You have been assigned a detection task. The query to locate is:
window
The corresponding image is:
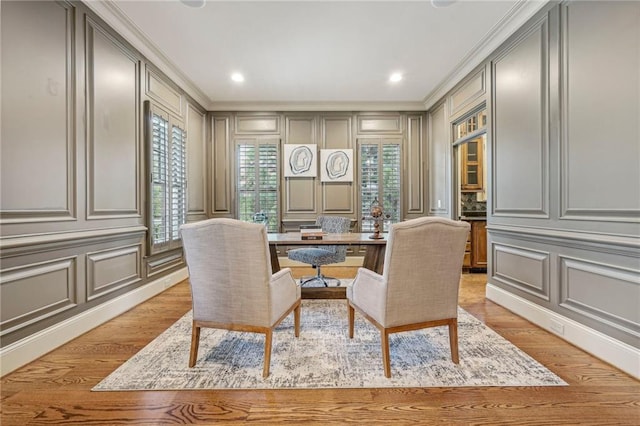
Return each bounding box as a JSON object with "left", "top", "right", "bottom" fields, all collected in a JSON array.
[
  {"left": 149, "top": 104, "right": 186, "bottom": 253},
  {"left": 359, "top": 139, "right": 401, "bottom": 232},
  {"left": 236, "top": 138, "right": 279, "bottom": 232}
]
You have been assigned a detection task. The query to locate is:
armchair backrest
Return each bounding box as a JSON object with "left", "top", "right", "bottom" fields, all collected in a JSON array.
[
  {"left": 180, "top": 218, "right": 272, "bottom": 326},
  {"left": 316, "top": 216, "right": 351, "bottom": 258},
  {"left": 382, "top": 217, "right": 470, "bottom": 326}
]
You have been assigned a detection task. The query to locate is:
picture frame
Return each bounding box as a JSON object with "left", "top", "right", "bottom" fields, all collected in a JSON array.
[
  {"left": 284, "top": 144, "right": 317, "bottom": 177},
  {"left": 320, "top": 149, "right": 353, "bottom": 182}
]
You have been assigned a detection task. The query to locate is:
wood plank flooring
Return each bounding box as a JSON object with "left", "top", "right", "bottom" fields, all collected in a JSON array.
[{"left": 2, "top": 269, "right": 639, "bottom": 425}]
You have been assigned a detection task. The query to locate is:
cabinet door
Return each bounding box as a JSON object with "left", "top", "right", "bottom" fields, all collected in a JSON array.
[
  {"left": 461, "top": 139, "right": 483, "bottom": 191},
  {"left": 471, "top": 221, "right": 487, "bottom": 268}
]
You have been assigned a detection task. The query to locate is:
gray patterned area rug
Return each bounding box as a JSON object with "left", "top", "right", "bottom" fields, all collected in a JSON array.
[{"left": 93, "top": 299, "right": 566, "bottom": 391}]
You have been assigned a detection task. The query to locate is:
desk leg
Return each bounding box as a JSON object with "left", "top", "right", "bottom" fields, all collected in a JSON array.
[
  {"left": 363, "top": 245, "right": 385, "bottom": 274},
  {"left": 269, "top": 245, "right": 281, "bottom": 273}
]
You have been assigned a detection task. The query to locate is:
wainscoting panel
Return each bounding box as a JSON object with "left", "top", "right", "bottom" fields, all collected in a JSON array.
[
  {"left": 186, "top": 103, "right": 207, "bottom": 221},
  {"left": 86, "top": 17, "right": 140, "bottom": 219},
  {"left": 146, "top": 249, "right": 184, "bottom": 279},
  {"left": 285, "top": 115, "right": 316, "bottom": 144},
  {"left": 0, "top": 0, "right": 75, "bottom": 223},
  {"left": 560, "top": 256, "right": 639, "bottom": 339},
  {"left": 212, "top": 116, "right": 231, "bottom": 214},
  {"left": 0, "top": 257, "right": 77, "bottom": 336},
  {"left": 320, "top": 115, "right": 352, "bottom": 149},
  {"left": 284, "top": 116, "right": 317, "bottom": 216},
  {"left": 145, "top": 66, "right": 183, "bottom": 116},
  {"left": 492, "top": 242, "right": 550, "bottom": 300},
  {"left": 492, "top": 15, "right": 549, "bottom": 218},
  {"left": 86, "top": 244, "right": 141, "bottom": 301},
  {"left": 560, "top": 1, "right": 640, "bottom": 222},
  {"left": 427, "top": 102, "right": 450, "bottom": 216}
]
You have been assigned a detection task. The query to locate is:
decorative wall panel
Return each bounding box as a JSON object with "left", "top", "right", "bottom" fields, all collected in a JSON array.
[
  {"left": 357, "top": 114, "right": 402, "bottom": 134},
  {"left": 0, "top": 1, "right": 75, "bottom": 223},
  {"left": 235, "top": 114, "right": 280, "bottom": 135},
  {"left": 427, "top": 102, "right": 450, "bottom": 216},
  {"left": 406, "top": 115, "right": 423, "bottom": 214},
  {"left": 560, "top": 1, "right": 640, "bottom": 222},
  {"left": 186, "top": 103, "right": 207, "bottom": 220},
  {"left": 212, "top": 116, "right": 231, "bottom": 214},
  {"left": 145, "top": 66, "right": 182, "bottom": 116},
  {"left": 86, "top": 18, "right": 140, "bottom": 219},
  {"left": 450, "top": 68, "right": 485, "bottom": 118},
  {"left": 86, "top": 244, "right": 141, "bottom": 301},
  {"left": 0, "top": 257, "right": 77, "bottom": 335},
  {"left": 492, "top": 17, "right": 549, "bottom": 218},
  {"left": 560, "top": 256, "right": 639, "bottom": 337},
  {"left": 492, "top": 242, "right": 549, "bottom": 300},
  {"left": 284, "top": 116, "right": 317, "bottom": 214},
  {"left": 320, "top": 116, "right": 354, "bottom": 214}
]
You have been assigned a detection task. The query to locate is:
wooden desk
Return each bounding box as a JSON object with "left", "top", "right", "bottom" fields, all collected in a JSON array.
[{"left": 268, "top": 233, "right": 387, "bottom": 299}]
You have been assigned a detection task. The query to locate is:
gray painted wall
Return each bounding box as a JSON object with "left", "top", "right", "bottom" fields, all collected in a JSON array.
[{"left": 0, "top": 1, "right": 205, "bottom": 348}]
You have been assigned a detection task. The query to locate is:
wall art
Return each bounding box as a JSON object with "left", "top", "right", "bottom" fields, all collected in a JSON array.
[
  {"left": 321, "top": 149, "right": 353, "bottom": 182},
  {"left": 284, "top": 144, "right": 317, "bottom": 177}
]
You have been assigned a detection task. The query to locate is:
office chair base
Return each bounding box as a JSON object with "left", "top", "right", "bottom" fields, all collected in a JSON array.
[{"left": 299, "top": 275, "right": 341, "bottom": 287}]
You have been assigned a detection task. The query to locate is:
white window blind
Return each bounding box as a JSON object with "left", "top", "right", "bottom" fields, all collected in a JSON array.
[
  {"left": 150, "top": 106, "right": 186, "bottom": 252},
  {"left": 237, "top": 139, "right": 279, "bottom": 232},
  {"left": 360, "top": 140, "right": 401, "bottom": 232}
]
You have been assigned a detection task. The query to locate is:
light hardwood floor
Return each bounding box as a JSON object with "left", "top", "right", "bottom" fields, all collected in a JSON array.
[{"left": 1, "top": 268, "right": 639, "bottom": 425}]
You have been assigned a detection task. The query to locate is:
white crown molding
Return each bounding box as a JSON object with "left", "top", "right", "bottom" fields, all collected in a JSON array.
[
  {"left": 209, "top": 101, "right": 427, "bottom": 112},
  {"left": 423, "top": 0, "right": 550, "bottom": 110},
  {"left": 83, "top": 1, "right": 211, "bottom": 109}
]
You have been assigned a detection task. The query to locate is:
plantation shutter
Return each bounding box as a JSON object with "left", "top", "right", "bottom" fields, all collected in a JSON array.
[
  {"left": 359, "top": 139, "right": 401, "bottom": 232},
  {"left": 237, "top": 139, "right": 279, "bottom": 232}
]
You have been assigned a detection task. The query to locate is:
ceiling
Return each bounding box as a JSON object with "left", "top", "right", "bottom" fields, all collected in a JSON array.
[{"left": 101, "top": 0, "right": 543, "bottom": 111}]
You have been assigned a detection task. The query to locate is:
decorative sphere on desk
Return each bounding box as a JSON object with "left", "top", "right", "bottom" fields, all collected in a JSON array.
[{"left": 371, "top": 204, "right": 383, "bottom": 218}]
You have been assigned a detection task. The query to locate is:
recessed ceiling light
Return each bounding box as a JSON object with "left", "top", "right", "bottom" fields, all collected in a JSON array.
[
  {"left": 231, "top": 73, "right": 245, "bottom": 83},
  {"left": 389, "top": 73, "right": 403, "bottom": 83}
]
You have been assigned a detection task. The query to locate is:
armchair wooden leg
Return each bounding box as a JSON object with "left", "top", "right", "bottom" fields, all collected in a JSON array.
[
  {"left": 449, "top": 318, "right": 459, "bottom": 364},
  {"left": 294, "top": 303, "right": 301, "bottom": 338},
  {"left": 381, "top": 329, "right": 391, "bottom": 378},
  {"left": 263, "top": 330, "right": 273, "bottom": 378},
  {"left": 348, "top": 303, "right": 355, "bottom": 338},
  {"left": 189, "top": 324, "right": 201, "bottom": 368}
]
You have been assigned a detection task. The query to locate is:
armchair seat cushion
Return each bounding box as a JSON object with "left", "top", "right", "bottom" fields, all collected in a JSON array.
[{"left": 287, "top": 247, "right": 342, "bottom": 265}]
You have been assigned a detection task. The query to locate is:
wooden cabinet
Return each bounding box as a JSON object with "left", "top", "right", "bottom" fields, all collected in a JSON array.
[
  {"left": 461, "top": 137, "right": 484, "bottom": 191},
  {"left": 462, "top": 220, "right": 487, "bottom": 270}
]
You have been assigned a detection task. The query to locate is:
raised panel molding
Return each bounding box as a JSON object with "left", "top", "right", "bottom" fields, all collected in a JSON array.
[
  {"left": 235, "top": 114, "right": 280, "bottom": 135},
  {"left": 406, "top": 115, "right": 423, "bottom": 214},
  {"left": 320, "top": 115, "right": 352, "bottom": 149},
  {"left": 146, "top": 250, "right": 184, "bottom": 278},
  {"left": 0, "top": 1, "right": 76, "bottom": 224},
  {"left": 86, "top": 244, "right": 141, "bottom": 301},
  {"left": 492, "top": 242, "right": 550, "bottom": 300},
  {"left": 286, "top": 178, "right": 317, "bottom": 213},
  {"left": 285, "top": 116, "right": 316, "bottom": 145},
  {"left": 559, "top": 256, "right": 639, "bottom": 339},
  {"left": 212, "top": 115, "right": 231, "bottom": 214},
  {"left": 85, "top": 17, "right": 141, "bottom": 219},
  {"left": 145, "top": 66, "right": 183, "bottom": 116},
  {"left": 559, "top": 1, "right": 640, "bottom": 223},
  {"left": 428, "top": 102, "right": 450, "bottom": 216},
  {"left": 322, "top": 184, "right": 354, "bottom": 213},
  {"left": 492, "top": 15, "right": 550, "bottom": 219},
  {"left": 449, "top": 68, "right": 486, "bottom": 118},
  {"left": 0, "top": 257, "right": 77, "bottom": 336},
  {"left": 357, "top": 114, "right": 402, "bottom": 134},
  {"left": 186, "top": 103, "right": 207, "bottom": 220}
]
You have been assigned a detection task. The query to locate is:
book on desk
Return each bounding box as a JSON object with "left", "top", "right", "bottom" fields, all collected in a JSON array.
[{"left": 300, "top": 224, "right": 323, "bottom": 240}]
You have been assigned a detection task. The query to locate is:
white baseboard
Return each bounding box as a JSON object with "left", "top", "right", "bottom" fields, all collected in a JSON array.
[
  {"left": 486, "top": 283, "right": 640, "bottom": 380},
  {"left": 0, "top": 267, "right": 189, "bottom": 377}
]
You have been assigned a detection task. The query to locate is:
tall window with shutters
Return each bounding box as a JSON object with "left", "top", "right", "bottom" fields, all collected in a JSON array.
[
  {"left": 149, "top": 105, "right": 186, "bottom": 253},
  {"left": 359, "top": 140, "right": 401, "bottom": 232},
  {"left": 236, "top": 139, "right": 280, "bottom": 232}
]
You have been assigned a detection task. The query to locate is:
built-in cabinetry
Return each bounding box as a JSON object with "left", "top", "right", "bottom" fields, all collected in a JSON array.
[
  {"left": 462, "top": 219, "right": 487, "bottom": 270},
  {"left": 460, "top": 139, "right": 483, "bottom": 191}
]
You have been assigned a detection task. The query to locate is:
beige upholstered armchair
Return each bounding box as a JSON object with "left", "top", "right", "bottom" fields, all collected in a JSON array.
[
  {"left": 347, "top": 217, "right": 470, "bottom": 378},
  {"left": 180, "top": 218, "right": 302, "bottom": 378}
]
